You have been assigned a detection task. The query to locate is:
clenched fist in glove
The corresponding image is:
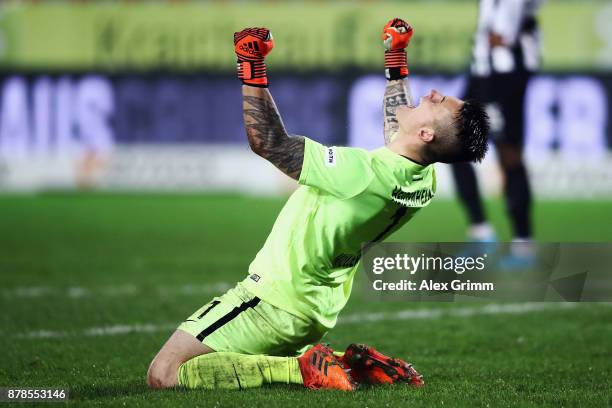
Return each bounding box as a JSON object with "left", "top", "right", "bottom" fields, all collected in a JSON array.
[
  {"left": 234, "top": 27, "right": 275, "bottom": 87},
  {"left": 382, "top": 18, "right": 414, "bottom": 80}
]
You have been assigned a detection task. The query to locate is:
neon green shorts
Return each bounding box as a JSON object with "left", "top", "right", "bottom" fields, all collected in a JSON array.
[{"left": 178, "top": 283, "right": 326, "bottom": 356}]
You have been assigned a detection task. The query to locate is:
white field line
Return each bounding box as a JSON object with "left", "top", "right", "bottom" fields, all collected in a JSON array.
[
  {"left": 338, "top": 302, "right": 577, "bottom": 324},
  {"left": 1, "top": 282, "right": 233, "bottom": 299},
  {"left": 12, "top": 302, "right": 578, "bottom": 340}
]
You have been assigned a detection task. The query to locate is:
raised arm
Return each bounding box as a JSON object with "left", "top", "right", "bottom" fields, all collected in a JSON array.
[
  {"left": 381, "top": 18, "right": 414, "bottom": 145},
  {"left": 233, "top": 27, "right": 304, "bottom": 180},
  {"left": 383, "top": 79, "right": 413, "bottom": 145},
  {"left": 242, "top": 86, "right": 304, "bottom": 180}
]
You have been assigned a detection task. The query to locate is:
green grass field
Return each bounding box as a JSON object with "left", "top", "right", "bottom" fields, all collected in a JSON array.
[{"left": 1, "top": 193, "right": 611, "bottom": 407}]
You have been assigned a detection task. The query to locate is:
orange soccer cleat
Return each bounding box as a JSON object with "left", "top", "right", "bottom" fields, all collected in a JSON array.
[
  {"left": 297, "top": 344, "right": 357, "bottom": 391},
  {"left": 339, "top": 343, "right": 424, "bottom": 386}
]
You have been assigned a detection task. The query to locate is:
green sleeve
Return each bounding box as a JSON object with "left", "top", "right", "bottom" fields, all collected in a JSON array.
[{"left": 298, "top": 137, "right": 373, "bottom": 199}]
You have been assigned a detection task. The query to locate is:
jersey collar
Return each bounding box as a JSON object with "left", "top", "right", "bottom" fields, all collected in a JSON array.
[{"left": 376, "top": 146, "right": 430, "bottom": 171}]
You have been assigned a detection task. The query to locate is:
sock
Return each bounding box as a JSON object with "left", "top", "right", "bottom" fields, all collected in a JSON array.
[
  {"left": 504, "top": 165, "right": 532, "bottom": 238},
  {"left": 451, "top": 162, "right": 487, "bottom": 225},
  {"left": 178, "top": 352, "right": 303, "bottom": 390}
]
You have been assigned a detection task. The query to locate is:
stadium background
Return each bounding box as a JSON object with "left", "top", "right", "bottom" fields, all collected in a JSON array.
[
  {"left": 0, "top": 0, "right": 611, "bottom": 197},
  {"left": 1, "top": 0, "right": 611, "bottom": 406}
]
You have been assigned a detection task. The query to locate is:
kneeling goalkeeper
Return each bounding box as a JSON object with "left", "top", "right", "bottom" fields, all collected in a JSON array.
[{"left": 148, "top": 18, "right": 489, "bottom": 391}]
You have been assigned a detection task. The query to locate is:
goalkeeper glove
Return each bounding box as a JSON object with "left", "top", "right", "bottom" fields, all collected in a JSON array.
[
  {"left": 233, "top": 27, "right": 274, "bottom": 88},
  {"left": 382, "top": 18, "right": 414, "bottom": 80}
]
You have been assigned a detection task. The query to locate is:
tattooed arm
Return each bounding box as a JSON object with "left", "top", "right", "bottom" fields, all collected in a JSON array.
[
  {"left": 383, "top": 79, "right": 413, "bottom": 145},
  {"left": 242, "top": 85, "right": 305, "bottom": 180}
]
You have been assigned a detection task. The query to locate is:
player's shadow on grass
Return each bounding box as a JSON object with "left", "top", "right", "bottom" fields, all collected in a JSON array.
[{"left": 71, "top": 381, "right": 150, "bottom": 400}]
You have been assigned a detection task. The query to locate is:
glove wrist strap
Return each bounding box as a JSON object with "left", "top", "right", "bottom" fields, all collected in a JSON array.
[
  {"left": 237, "top": 59, "right": 269, "bottom": 88},
  {"left": 384, "top": 50, "right": 409, "bottom": 80}
]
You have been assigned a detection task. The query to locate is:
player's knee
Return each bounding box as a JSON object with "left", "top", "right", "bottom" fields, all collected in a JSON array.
[{"left": 147, "top": 359, "right": 178, "bottom": 390}]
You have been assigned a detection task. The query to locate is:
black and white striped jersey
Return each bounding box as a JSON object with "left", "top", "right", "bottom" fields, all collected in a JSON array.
[{"left": 471, "top": 0, "right": 544, "bottom": 76}]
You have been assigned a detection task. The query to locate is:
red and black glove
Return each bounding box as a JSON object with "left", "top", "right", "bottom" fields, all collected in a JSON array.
[
  {"left": 233, "top": 27, "right": 274, "bottom": 88},
  {"left": 382, "top": 18, "right": 414, "bottom": 80}
]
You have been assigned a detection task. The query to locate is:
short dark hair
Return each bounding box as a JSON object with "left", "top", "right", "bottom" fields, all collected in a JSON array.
[
  {"left": 428, "top": 99, "right": 490, "bottom": 164},
  {"left": 453, "top": 99, "right": 490, "bottom": 163}
]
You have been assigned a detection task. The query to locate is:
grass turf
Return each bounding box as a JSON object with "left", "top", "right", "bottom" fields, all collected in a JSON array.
[{"left": 0, "top": 193, "right": 611, "bottom": 407}]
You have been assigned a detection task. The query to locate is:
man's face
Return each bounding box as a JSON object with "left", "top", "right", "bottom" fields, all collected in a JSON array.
[{"left": 396, "top": 89, "right": 463, "bottom": 134}]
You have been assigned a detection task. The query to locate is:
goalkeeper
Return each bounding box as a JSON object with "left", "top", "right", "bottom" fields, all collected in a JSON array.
[{"left": 147, "top": 18, "right": 489, "bottom": 391}]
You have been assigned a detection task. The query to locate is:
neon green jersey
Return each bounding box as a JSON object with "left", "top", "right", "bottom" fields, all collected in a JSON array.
[{"left": 242, "top": 137, "right": 436, "bottom": 329}]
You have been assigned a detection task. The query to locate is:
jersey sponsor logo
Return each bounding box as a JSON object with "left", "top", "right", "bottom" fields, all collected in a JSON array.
[
  {"left": 332, "top": 253, "right": 361, "bottom": 268},
  {"left": 391, "top": 186, "right": 434, "bottom": 207},
  {"left": 326, "top": 147, "right": 337, "bottom": 167}
]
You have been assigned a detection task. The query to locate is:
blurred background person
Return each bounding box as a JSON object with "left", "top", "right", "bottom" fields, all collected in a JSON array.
[{"left": 451, "top": 0, "right": 544, "bottom": 267}]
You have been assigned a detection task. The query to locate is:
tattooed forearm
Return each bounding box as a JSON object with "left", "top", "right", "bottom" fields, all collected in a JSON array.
[
  {"left": 383, "top": 79, "right": 413, "bottom": 145},
  {"left": 242, "top": 91, "right": 305, "bottom": 180}
]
